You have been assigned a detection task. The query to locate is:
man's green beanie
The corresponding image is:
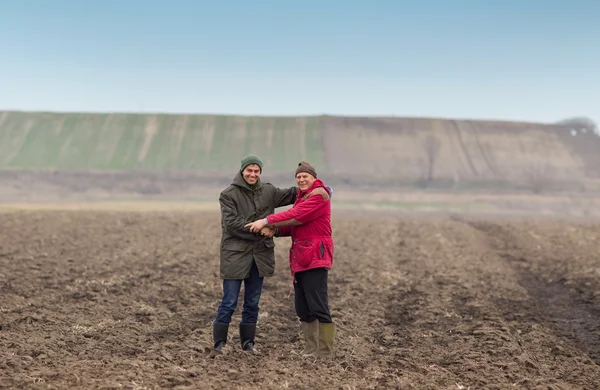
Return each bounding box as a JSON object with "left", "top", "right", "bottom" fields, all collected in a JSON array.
[{"left": 240, "top": 154, "right": 264, "bottom": 172}]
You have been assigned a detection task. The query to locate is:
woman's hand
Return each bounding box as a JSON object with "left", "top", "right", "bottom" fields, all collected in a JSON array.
[{"left": 260, "top": 227, "right": 276, "bottom": 237}]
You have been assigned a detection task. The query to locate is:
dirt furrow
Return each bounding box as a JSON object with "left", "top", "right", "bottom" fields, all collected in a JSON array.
[
  {"left": 385, "top": 218, "right": 600, "bottom": 388},
  {"left": 470, "top": 222, "right": 600, "bottom": 368},
  {"left": 383, "top": 220, "right": 535, "bottom": 388}
]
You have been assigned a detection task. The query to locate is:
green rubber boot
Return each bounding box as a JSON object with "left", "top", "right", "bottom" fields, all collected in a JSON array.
[
  {"left": 300, "top": 320, "right": 319, "bottom": 356},
  {"left": 316, "top": 322, "right": 335, "bottom": 357}
]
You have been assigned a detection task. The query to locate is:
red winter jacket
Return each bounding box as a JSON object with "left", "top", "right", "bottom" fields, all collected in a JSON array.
[{"left": 266, "top": 179, "right": 333, "bottom": 276}]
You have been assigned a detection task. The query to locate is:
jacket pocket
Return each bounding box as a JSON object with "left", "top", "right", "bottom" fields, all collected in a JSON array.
[
  {"left": 292, "top": 240, "right": 318, "bottom": 268},
  {"left": 255, "top": 238, "right": 275, "bottom": 252},
  {"left": 222, "top": 240, "right": 248, "bottom": 252}
]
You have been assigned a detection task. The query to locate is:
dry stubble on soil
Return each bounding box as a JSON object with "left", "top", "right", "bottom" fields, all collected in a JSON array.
[{"left": 1, "top": 210, "right": 600, "bottom": 389}]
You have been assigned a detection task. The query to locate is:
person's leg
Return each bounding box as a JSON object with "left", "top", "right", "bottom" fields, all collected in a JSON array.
[
  {"left": 213, "top": 278, "right": 242, "bottom": 352},
  {"left": 302, "top": 268, "right": 332, "bottom": 323},
  {"left": 241, "top": 261, "right": 264, "bottom": 323},
  {"left": 240, "top": 261, "right": 264, "bottom": 351},
  {"left": 302, "top": 268, "right": 334, "bottom": 357},
  {"left": 294, "top": 271, "right": 319, "bottom": 356},
  {"left": 294, "top": 271, "right": 316, "bottom": 322}
]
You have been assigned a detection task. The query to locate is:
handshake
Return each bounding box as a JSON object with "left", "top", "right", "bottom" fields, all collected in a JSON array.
[
  {"left": 259, "top": 227, "right": 277, "bottom": 238},
  {"left": 244, "top": 218, "right": 276, "bottom": 238}
]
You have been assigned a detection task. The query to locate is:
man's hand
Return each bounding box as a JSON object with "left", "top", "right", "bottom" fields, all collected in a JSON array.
[
  {"left": 245, "top": 218, "right": 268, "bottom": 233},
  {"left": 260, "top": 227, "right": 276, "bottom": 237}
]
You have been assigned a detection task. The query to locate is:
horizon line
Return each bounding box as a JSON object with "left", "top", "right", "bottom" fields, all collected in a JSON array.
[{"left": 0, "top": 108, "right": 575, "bottom": 126}]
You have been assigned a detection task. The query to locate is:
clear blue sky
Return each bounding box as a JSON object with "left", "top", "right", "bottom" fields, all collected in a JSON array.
[{"left": 1, "top": 0, "right": 598, "bottom": 124}]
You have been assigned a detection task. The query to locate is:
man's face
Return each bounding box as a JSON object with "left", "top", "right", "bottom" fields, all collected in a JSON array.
[
  {"left": 295, "top": 172, "right": 315, "bottom": 191},
  {"left": 242, "top": 164, "right": 261, "bottom": 185}
]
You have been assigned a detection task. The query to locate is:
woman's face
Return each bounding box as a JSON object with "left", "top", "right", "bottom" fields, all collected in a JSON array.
[{"left": 295, "top": 172, "right": 315, "bottom": 191}]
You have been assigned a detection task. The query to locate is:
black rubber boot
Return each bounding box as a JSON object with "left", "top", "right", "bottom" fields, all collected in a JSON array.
[
  {"left": 239, "top": 322, "right": 257, "bottom": 353},
  {"left": 213, "top": 322, "right": 229, "bottom": 353}
]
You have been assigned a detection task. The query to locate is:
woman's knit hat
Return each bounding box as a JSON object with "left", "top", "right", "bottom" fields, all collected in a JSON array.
[{"left": 295, "top": 161, "right": 317, "bottom": 178}]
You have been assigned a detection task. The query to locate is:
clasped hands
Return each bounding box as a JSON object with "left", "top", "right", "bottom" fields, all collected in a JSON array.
[{"left": 245, "top": 218, "right": 274, "bottom": 237}]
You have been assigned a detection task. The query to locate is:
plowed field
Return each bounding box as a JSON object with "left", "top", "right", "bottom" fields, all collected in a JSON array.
[{"left": 2, "top": 211, "right": 600, "bottom": 389}]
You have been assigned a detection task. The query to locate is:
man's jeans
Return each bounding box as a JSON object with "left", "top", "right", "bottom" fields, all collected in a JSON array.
[{"left": 215, "top": 260, "right": 264, "bottom": 324}]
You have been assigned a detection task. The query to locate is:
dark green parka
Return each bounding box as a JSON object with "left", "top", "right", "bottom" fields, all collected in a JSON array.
[{"left": 219, "top": 171, "right": 297, "bottom": 279}]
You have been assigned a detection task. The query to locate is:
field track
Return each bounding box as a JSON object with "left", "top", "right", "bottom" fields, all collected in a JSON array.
[{"left": 2, "top": 210, "right": 600, "bottom": 389}]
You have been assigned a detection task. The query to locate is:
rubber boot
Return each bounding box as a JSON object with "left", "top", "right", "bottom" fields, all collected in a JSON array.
[
  {"left": 300, "top": 320, "right": 319, "bottom": 356},
  {"left": 316, "top": 322, "right": 335, "bottom": 357},
  {"left": 239, "top": 322, "right": 257, "bottom": 353},
  {"left": 213, "top": 322, "right": 229, "bottom": 353}
]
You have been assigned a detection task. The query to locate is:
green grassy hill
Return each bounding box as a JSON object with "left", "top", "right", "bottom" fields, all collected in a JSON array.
[
  {"left": 1, "top": 110, "right": 599, "bottom": 190},
  {"left": 0, "top": 111, "right": 324, "bottom": 171}
]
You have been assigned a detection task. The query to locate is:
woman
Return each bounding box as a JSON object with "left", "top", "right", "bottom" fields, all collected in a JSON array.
[{"left": 245, "top": 161, "right": 335, "bottom": 357}]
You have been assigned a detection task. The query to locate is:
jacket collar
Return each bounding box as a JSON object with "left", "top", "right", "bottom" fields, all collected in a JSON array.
[{"left": 297, "top": 178, "right": 325, "bottom": 198}]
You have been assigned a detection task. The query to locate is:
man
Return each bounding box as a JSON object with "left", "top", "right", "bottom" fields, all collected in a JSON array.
[{"left": 212, "top": 154, "right": 297, "bottom": 354}]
